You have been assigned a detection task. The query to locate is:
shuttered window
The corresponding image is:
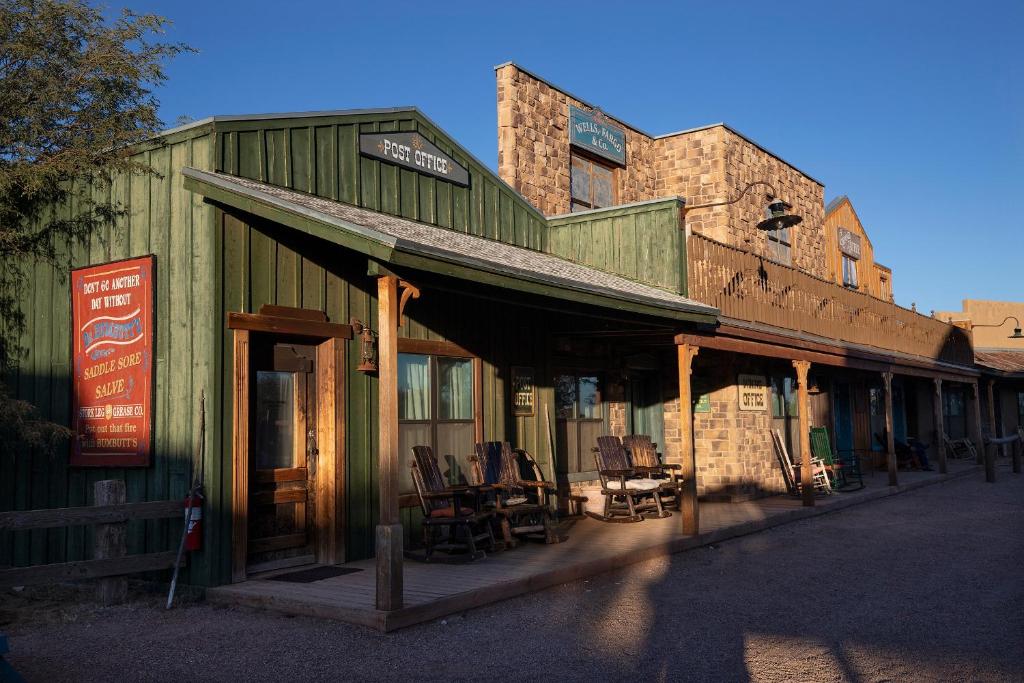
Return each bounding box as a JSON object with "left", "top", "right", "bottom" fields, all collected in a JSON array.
[{"left": 570, "top": 154, "right": 615, "bottom": 212}]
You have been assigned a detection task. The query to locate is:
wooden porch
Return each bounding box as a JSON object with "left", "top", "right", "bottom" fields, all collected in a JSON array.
[{"left": 207, "top": 460, "right": 979, "bottom": 632}]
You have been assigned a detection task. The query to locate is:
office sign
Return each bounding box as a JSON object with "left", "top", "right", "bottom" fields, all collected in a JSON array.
[
  {"left": 738, "top": 374, "right": 767, "bottom": 412},
  {"left": 838, "top": 228, "right": 862, "bottom": 259},
  {"left": 511, "top": 366, "right": 535, "bottom": 417},
  {"left": 569, "top": 105, "right": 626, "bottom": 165},
  {"left": 71, "top": 255, "right": 155, "bottom": 467},
  {"left": 360, "top": 132, "right": 470, "bottom": 187}
]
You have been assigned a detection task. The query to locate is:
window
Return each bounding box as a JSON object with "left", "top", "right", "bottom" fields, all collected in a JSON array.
[
  {"left": 879, "top": 275, "right": 891, "bottom": 301},
  {"left": 842, "top": 254, "right": 859, "bottom": 288},
  {"left": 769, "top": 374, "right": 800, "bottom": 459},
  {"left": 398, "top": 353, "right": 475, "bottom": 493},
  {"left": 554, "top": 374, "right": 605, "bottom": 476},
  {"left": 570, "top": 154, "right": 614, "bottom": 212},
  {"left": 766, "top": 227, "right": 792, "bottom": 266},
  {"left": 1018, "top": 392, "right": 1024, "bottom": 422}
]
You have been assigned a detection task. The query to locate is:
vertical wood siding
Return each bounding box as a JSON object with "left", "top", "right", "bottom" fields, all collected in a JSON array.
[{"left": 0, "top": 129, "right": 218, "bottom": 584}]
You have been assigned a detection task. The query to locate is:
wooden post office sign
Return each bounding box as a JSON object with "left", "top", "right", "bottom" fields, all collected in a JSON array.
[
  {"left": 360, "top": 132, "right": 470, "bottom": 187},
  {"left": 737, "top": 374, "right": 767, "bottom": 412},
  {"left": 70, "top": 255, "right": 156, "bottom": 467},
  {"left": 511, "top": 366, "right": 535, "bottom": 417}
]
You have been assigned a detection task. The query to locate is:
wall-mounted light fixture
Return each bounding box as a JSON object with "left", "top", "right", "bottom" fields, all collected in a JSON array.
[
  {"left": 350, "top": 318, "right": 378, "bottom": 373},
  {"left": 971, "top": 316, "right": 1024, "bottom": 339},
  {"left": 682, "top": 181, "right": 803, "bottom": 232}
]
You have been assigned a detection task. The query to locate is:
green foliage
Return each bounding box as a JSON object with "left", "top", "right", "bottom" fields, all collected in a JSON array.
[{"left": 0, "top": 0, "right": 191, "bottom": 442}]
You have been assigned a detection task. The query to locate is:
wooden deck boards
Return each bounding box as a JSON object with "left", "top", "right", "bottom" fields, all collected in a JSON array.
[{"left": 207, "top": 462, "right": 980, "bottom": 631}]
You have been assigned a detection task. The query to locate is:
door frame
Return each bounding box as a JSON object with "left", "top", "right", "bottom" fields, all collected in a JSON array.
[{"left": 229, "top": 305, "right": 352, "bottom": 582}]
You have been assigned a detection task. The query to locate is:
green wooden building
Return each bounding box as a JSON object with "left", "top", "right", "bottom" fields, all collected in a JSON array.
[{"left": 1, "top": 108, "right": 718, "bottom": 595}]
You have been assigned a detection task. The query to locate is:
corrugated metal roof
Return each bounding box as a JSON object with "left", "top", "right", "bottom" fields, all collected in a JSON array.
[
  {"left": 975, "top": 349, "right": 1024, "bottom": 375},
  {"left": 182, "top": 168, "right": 719, "bottom": 322}
]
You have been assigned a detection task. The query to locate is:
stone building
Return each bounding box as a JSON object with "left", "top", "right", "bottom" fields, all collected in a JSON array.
[{"left": 495, "top": 62, "right": 980, "bottom": 501}]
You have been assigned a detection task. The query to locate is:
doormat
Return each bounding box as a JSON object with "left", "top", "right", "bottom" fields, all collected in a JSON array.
[{"left": 268, "top": 566, "right": 363, "bottom": 583}]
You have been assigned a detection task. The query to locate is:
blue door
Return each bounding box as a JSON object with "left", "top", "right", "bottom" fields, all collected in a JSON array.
[{"left": 833, "top": 381, "right": 855, "bottom": 456}]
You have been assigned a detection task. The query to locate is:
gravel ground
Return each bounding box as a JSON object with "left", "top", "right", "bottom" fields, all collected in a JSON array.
[{"left": 3, "top": 473, "right": 1022, "bottom": 682}]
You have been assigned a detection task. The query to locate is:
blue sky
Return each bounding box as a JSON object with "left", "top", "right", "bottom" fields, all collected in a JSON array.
[{"left": 131, "top": 0, "right": 1022, "bottom": 314}]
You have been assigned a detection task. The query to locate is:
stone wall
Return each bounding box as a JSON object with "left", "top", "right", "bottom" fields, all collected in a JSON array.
[
  {"left": 496, "top": 64, "right": 657, "bottom": 217},
  {"left": 495, "top": 63, "right": 828, "bottom": 279}
]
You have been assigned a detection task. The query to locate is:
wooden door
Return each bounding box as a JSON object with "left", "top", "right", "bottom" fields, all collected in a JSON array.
[{"left": 248, "top": 341, "right": 318, "bottom": 572}]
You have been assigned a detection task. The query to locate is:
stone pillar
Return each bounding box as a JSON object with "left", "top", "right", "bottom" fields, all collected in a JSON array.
[
  {"left": 882, "top": 371, "right": 898, "bottom": 487},
  {"left": 793, "top": 360, "right": 814, "bottom": 507},
  {"left": 376, "top": 275, "right": 403, "bottom": 611},
  {"left": 932, "top": 378, "right": 947, "bottom": 474},
  {"left": 677, "top": 343, "right": 699, "bottom": 535}
]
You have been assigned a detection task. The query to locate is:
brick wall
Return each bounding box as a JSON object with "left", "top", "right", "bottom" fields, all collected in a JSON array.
[
  {"left": 496, "top": 63, "right": 827, "bottom": 279},
  {"left": 496, "top": 63, "right": 657, "bottom": 217}
]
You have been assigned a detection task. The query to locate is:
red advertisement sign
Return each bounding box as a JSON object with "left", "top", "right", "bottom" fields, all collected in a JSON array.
[{"left": 70, "top": 255, "right": 155, "bottom": 467}]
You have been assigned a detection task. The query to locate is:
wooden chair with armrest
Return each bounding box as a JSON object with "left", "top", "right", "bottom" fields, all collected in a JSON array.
[
  {"left": 587, "top": 435, "right": 668, "bottom": 523},
  {"left": 622, "top": 434, "right": 682, "bottom": 510},
  {"left": 409, "top": 445, "right": 497, "bottom": 562},
  {"left": 469, "top": 441, "right": 561, "bottom": 547}
]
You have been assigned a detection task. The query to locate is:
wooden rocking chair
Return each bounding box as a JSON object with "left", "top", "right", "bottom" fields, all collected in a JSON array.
[
  {"left": 409, "top": 445, "right": 497, "bottom": 562},
  {"left": 469, "top": 441, "right": 561, "bottom": 547},
  {"left": 771, "top": 429, "right": 831, "bottom": 496},
  {"left": 587, "top": 436, "right": 668, "bottom": 523},
  {"left": 944, "top": 433, "right": 977, "bottom": 461},
  {"left": 809, "top": 426, "right": 863, "bottom": 491},
  {"left": 622, "top": 434, "right": 683, "bottom": 510}
]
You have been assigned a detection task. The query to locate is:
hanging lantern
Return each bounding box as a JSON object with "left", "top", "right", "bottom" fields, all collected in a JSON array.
[
  {"left": 756, "top": 197, "right": 803, "bottom": 232},
  {"left": 350, "top": 318, "right": 378, "bottom": 373}
]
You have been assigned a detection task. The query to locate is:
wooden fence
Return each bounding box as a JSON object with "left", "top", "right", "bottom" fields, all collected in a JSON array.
[
  {"left": 687, "top": 234, "right": 974, "bottom": 365},
  {"left": 0, "top": 480, "right": 184, "bottom": 601}
]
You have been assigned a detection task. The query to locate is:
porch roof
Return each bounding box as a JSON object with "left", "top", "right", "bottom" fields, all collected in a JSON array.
[
  {"left": 182, "top": 168, "right": 719, "bottom": 324},
  {"left": 975, "top": 349, "right": 1024, "bottom": 378}
]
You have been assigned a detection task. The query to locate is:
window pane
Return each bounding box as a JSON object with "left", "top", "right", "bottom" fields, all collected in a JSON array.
[
  {"left": 398, "top": 353, "right": 430, "bottom": 420},
  {"left": 578, "top": 376, "right": 601, "bottom": 419},
  {"left": 254, "top": 371, "right": 295, "bottom": 470},
  {"left": 438, "top": 422, "right": 475, "bottom": 485},
  {"left": 399, "top": 422, "right": 433, "bottom": 494},
  {"left": 784, "top": 377, "right": 799, "bottom": 416},
  {"left": 870, "top": 388, "right": 884, "bottom": 416},
  {"left": 555, "top": 375, "right": 577, "bottom": 419},
  {"left": 592, "top": 164, "right": 613, "bottom": 208},
  {"left": 438, "top": 357, "right": 473, "bottom": 420},
  {"left": 770, "top": 376, "right": 785, "bottom": 418},
  {"left": 570, "top": 157, "right": 591, "bottom": 205}
]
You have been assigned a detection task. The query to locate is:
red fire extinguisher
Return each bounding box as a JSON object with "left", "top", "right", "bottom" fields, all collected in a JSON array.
[{"left": 183, "top": 491, "right": 204, "bottom": 552}]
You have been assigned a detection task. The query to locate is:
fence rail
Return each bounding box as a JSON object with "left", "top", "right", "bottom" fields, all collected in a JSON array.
[
  {"left": 0, "top": 483, "right": 185, "bottom": 595},
  {"left": 686, "top": 234, "right": 974, "bottom": 366}
]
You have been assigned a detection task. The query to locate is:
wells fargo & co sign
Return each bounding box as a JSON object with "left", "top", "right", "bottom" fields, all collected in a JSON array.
[
  {"left": 569, "top": 105, "right": 626, "bottom": 166},
  {"left": 70, "top": 255, "right": 155, "bottom": 467}
]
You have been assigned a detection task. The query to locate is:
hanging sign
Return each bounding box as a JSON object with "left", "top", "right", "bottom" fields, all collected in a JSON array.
[
  {"left": 737, "top": 374, "right": 767, "bottom": 412},
  {"left": 360, "top": 132, "right": 470, "bottom": 187},
  {"left": 838, "top": 228, "right": 862, "bottom": 259},
  {"left": 511, "top": 366, "right": 535, "bottom": 417},
  {"left": 70, "top": 255, "right": 155, "bottom": 467},
  {"left": 694, "top": 391, "right": 711, "bottom": 414},
  {"left": 569, "top": 105, "right": 626, "bottom": 166}
]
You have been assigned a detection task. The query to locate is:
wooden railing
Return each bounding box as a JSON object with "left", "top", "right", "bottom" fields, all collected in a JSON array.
[{"left": 686, "top": 234, "right": 973, "bottom": 366}]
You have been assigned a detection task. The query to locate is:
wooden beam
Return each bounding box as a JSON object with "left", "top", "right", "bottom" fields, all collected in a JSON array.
[
  {"left": 985, "top": 379, "right": 998, "bottom": 483},
  {"left": 793, "top": 361, "right": 814, "bottom": 507},
  {"left": 397, "top": 338, "right": 476, "bottom": 358},
  {"left": 933, "top": 378, "right": 947, "bottom": 474},
  {"left": 0, "top": 552, "right": 182, "bottom": 588},
  {"left": 0, "top": 500, "right": 183, "bottom": 531},
  {"left": 376, "top": 275, "right": 403, "bottom": 611},
  {"left": 231, "top": 329, "right": 250, "bottom": 583},
  {"left": 94, "top": 480, "right": 127, "bottom": 605},
  {"left": 968, "top": 382, "right": 985, "bottom": 465},
  {"left": 882, "top": 371, "right": 898, "bottom": 487},
  {"left": 316, "top": 338, "right": 339, "bottom": 564},
  {"left": 677, "top": 343, "right": 699, "bottom": 534},
  {"left": 227, "top": 311, "right": 353, "bottom": 339}
]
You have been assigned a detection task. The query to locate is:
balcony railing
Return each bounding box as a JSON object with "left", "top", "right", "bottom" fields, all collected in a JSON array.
[{"left": 687, "top": 234, "right": 973, "bottom": 367}]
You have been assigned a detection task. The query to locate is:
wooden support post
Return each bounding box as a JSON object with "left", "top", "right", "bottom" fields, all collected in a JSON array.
[
  {"left": 376, "top": 275, "right": 403, "bottom": 611},
  {"left": 985, "top": 379, "right": 997, "bottom": 483},
  {"left": 932, "top": 378, "right": 947, "bottom": 474},
  {"left": 968, "top": 382, "right": 985, "bottom": 465},
  {"left": 676, "top": 343, "right": 699, "bottom": 535},
  {"left": 793, "top": 360, "right": 814, "bottom": 507},
  {"left": 94, "top": 480, "right": 127, "bottom": 605},
  {"left": 882, "top": 371, "right": 898, "bottom": 487}
]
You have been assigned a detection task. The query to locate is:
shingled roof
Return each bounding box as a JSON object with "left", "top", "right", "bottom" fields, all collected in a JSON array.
[{"left": 182, "top": 168, "right": 719, "bottom": 324}]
